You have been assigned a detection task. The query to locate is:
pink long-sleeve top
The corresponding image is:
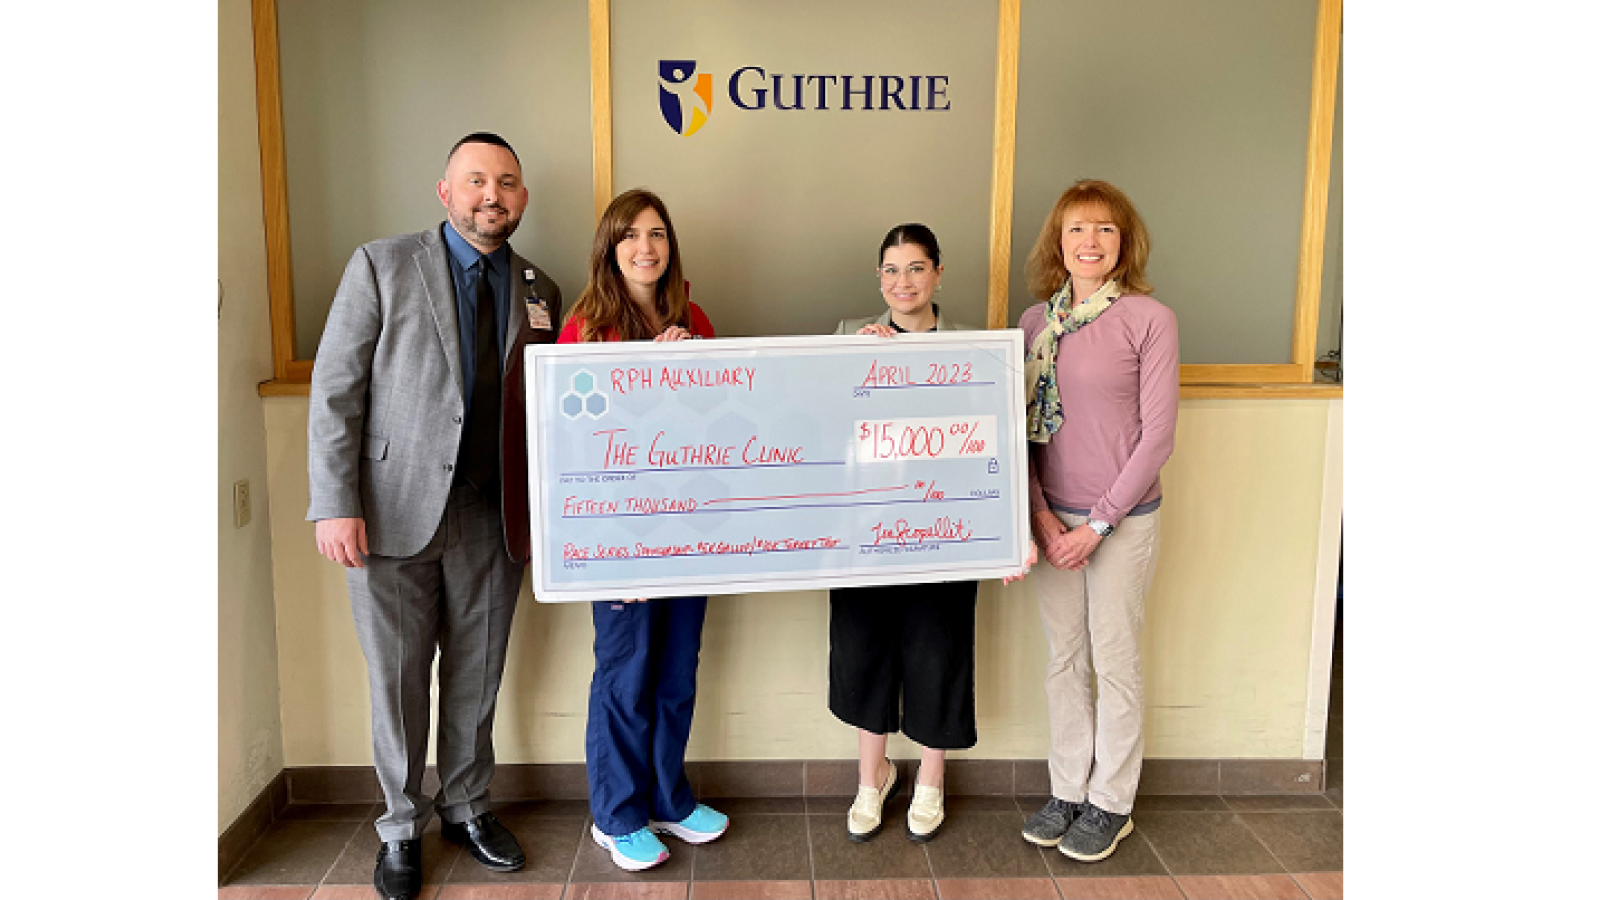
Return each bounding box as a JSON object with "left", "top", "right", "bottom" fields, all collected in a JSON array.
[{"left": 1019, "top": 294, "right": 1180, "bottom": 526}]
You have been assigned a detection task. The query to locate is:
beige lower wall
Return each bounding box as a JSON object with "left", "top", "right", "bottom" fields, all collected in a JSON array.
[
  {"left": 219, "top": 0, "right": 286, "bottom": 834},
  {"left": 263, "top": 396, "right": 1339, "bottom": 767}
]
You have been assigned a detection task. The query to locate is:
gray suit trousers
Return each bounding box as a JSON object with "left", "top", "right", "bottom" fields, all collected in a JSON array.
[{"left": 346, "top": 484, "right": 522, "bottom": 841}]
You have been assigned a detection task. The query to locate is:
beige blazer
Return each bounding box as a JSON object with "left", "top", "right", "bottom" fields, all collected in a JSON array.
[{"left": 833, "top": 306, "right": 977, "bottom": 334}]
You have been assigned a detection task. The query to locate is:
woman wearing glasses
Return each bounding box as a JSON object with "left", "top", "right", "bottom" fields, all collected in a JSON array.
[{"left": 827, "top": 224, "right": 976, "bottom": 844}]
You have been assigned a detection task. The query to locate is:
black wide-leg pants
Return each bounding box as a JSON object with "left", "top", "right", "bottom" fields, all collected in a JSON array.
[{"left": 827, "top": 580, "right": 978, "bottom": 750}]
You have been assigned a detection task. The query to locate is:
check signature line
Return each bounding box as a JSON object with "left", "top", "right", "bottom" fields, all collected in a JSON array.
[{"left": 858, "top": 536, "right": 1002, "bottom": 548}]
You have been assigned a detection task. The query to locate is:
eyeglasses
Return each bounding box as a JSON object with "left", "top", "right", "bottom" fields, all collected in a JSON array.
[{"left": 878, "top": 263, "right": 932, "bottom": 283}]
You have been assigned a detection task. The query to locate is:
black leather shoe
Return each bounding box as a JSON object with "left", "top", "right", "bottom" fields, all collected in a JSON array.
[
  {"left": 441, "top": 811, "right": 526, "bottom": 872},
  {"left": 373, "top": 839, "right": 422, "bottom": 900}
]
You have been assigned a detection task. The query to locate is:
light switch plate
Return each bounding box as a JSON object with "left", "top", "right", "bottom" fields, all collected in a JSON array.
[{"left": 234, "top": 479, "right": 251, "bottom": 528}]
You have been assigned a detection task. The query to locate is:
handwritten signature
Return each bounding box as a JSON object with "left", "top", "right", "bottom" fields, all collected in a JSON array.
[{"left": 869, "top": 517, "right": 972, "bottom": 546}]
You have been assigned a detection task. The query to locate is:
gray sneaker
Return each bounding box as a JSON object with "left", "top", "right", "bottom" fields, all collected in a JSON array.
[
  {"left": 1021, "top": 797, "right": 1082, "bottom": 847},
  {"left": 1058, "top": 802, "right": 1133, "bottom": 862}
]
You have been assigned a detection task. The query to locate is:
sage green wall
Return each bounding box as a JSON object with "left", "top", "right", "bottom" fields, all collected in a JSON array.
[
  {"left": 276, "top": 0, "right": 1335, "bottom": 358},
  {"left": 1008, "top": 0, "right": 1321, "bottom": 366},
  {"left": 609, "top": 0, "right": 996, "bottom": 336},
  {"left": 278, "top": 0, "right": 594, "bottom": 358},
  {"left": 219, "top": 0, "right": 285, "bottom": 835}
]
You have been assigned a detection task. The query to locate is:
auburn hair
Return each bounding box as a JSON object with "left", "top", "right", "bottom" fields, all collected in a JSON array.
[
  {"left": 569, "top": 188, "right": 690, "bottom": 342},
  {"left": 1025, "top": 179, "right": 1153, "bottom": 299}
]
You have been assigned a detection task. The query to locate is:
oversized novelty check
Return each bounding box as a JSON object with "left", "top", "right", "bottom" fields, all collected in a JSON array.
[{"left": 524, "top": 331, "right": 1027, "bottom": 602}]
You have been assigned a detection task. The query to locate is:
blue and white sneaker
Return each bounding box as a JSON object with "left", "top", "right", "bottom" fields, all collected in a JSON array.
[
  {"left": 590, "top": 824, "right": 670, "bottom": 871},
  {"left": 649, "top": 803, "right": 730, "bottom": 844}
]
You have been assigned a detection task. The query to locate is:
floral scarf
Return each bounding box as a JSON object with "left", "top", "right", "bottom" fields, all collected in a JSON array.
[{"left": 1024, "top": 279, "right": 1121, "bottom": 443}]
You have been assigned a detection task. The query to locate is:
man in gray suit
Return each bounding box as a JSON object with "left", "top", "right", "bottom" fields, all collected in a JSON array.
[{"left": 308, "top": 132, "right": 561, "bottom": 900}]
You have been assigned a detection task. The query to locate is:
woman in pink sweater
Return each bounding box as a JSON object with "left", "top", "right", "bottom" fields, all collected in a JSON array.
[{"left": 1014, "top": 180, "right": 1179, "bottom": 863}]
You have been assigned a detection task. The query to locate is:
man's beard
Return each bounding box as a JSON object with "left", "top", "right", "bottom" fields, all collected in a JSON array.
[{"left": 451, "top": 204, "right": 519, "bottom": 246}]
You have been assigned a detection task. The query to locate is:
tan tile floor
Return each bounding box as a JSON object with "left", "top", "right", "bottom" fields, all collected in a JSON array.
[
  {"left": 222, "top": 619, "right": 1345, "bottom": 900},
  {"left": 219, "top": 787, "right": 1343, "bottom": 900}
]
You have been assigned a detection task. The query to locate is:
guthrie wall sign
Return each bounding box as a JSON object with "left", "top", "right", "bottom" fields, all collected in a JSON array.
[{"left": 659, "top": 58, "right": 952, "bottom": 136}]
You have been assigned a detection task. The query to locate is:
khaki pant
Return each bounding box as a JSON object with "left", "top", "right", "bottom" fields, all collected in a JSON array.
[{"left": 1030, "top": 509, "right": 1161, "bottom": 815}]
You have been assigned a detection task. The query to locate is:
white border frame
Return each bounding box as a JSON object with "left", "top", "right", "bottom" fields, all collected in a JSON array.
[{"left": 524, "top": 331, "right": 1028, "bottom": 602}]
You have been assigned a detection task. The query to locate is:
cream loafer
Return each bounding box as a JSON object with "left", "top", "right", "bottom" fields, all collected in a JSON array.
[
  {"left": 846, "top": 762, "right": 899, "bottom": 842},
  {"left": 906, "top": 783, "right": 945, "bottom": 842}
]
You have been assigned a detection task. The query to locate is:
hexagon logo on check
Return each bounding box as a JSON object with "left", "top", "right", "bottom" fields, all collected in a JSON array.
[{"left": 560, "top": 369, "right": 610, "bottom": 420}]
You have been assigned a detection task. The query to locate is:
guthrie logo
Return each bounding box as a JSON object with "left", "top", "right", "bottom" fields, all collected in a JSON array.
[{"left": 659, "top": 60, "right": 715, "bottom": 136}]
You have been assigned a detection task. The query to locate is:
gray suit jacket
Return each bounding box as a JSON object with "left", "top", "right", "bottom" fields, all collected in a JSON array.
[
  {"left": 307, "top": 224, "right": 562, "bottom": 560},
  {"left": 834, "top": 307, "right": 976, "bottom": 334}
]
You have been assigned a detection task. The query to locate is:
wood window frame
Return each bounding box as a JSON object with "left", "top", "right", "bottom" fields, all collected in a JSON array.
[{"left": 255, "top": 0, "right": 1341, "bottom": 401}]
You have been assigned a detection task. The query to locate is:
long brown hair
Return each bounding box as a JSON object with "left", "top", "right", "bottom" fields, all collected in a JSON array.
[
  {"left": 569, "top": 188, "right": 690, "bottom": 342},
  {"left": 1025, "top": 179, "right": 1153, "bottom": 299}
]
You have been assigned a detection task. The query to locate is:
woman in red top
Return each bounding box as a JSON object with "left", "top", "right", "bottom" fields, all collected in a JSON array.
[
  {"left": 556, "top": 190, "right": 713, "bottom": 343},
  {"left": 558, "top": 189, "right": 726, "bottom": 872}
]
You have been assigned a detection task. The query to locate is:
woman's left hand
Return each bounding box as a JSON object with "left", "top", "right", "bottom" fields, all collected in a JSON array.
[
  {"left": 655, "top": 325, "right": 695, "bottom": 342},
  {"left": 1002, "top": 540, "right": 1038, "bottom": 585},
  {"left": 1052, "top": 525, "right": 1103, "bottom": 571}
]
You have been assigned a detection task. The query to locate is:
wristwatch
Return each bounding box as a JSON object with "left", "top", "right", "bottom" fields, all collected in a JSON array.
[{"left": 1087, "top": 519, "right": 1115, "bottom": 538}]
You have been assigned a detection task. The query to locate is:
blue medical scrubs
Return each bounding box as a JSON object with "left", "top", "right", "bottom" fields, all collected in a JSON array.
[{"left": 585, "top": 595, "right": 708, "bottom": 835}]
